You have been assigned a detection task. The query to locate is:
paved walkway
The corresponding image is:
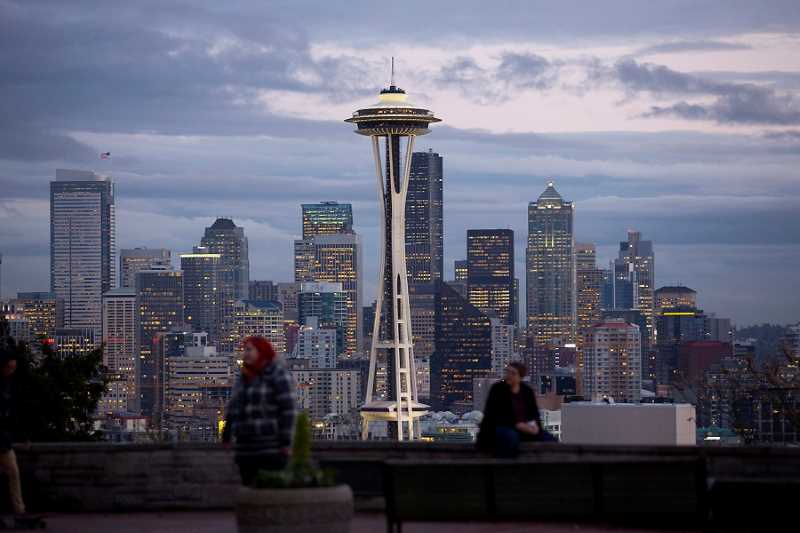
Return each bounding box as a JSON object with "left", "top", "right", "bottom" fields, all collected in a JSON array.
[{"left": 42, "top": 511, "right": 696, "bottom": 532}]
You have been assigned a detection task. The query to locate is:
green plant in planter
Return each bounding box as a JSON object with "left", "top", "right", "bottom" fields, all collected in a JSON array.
[{"left": 254, "top": 411, "right": 336, "bottom": 489}]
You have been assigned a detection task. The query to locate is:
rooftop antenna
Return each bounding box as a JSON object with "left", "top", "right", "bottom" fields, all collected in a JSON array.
[{"left": 390, "top": 57, "right": 395, "bottom": 87}]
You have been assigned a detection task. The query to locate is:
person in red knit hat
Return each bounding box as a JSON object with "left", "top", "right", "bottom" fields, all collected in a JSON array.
[{"left": 223, "top": 336, "right": 295, "bottom": 485}]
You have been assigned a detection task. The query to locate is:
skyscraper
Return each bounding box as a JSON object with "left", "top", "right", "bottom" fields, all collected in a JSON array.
[
  {"left": 302, "top": 202, "right": 354, "bottom": 238},
  {"left": 224, "top": 300, "right": 286, "bottom": 356},
  {"left": 50, "top": 169, "right": 115, "bottom": 338},
  {"left": 616, "top": 230, "right": 655, "bottom": 343},
  {"left": 162, "top": 332, "right": 233, "bottom": 437},
  {"left": 454, "top": 260, "right": 468, "bottom": 282},
  {"left": 405, "top": 149, "right": 444, "bottom": 284},
  {"left": 120, "top": 248, "right": 171, "bottom": 288},
  {"left": 180, "top": 248, "right": 223, "bottom": 341},
  {"left": 292, "top": 317, "right": 338, "bottom": 369},
  {"left": 430, "top": 281, "right": 492, "bottom": 413},
  {"left": 583, "top": 318, "right": 642, "bottom": 403},
  {"left": 298, "top": 282, "right": 348, "bottom": 356},
  {"left": 655, "top": 286, "right": 697, "bottom": 313},
  {"left": 467, "top": 229, "right": 515, "bottom": 325},
  {"left": 294, "top": 234, "right": 362, "bottom": 355},
  {"left": 101, "top": 288, "right": 137, "bottom": 414},
  {"left": 575, "top": 243, "right": 606, "bottom": 352},
  {"left": 655, "top": 306, "right": 709, "bottom": 386},
  {"left": 249, "top": 280, "right": 279, "bottom": 303},
  {"left": 135, "top": 267, "right": 184, "bottom": 420},
  {"left": 200, "top": 218, "right": 250, "bottom": 301},
  {"left": 490, "top": 318, "right": 516, "bottom": 378},
  {"left": 277, "top": 282, "right": 300, "bottom": 322},
  {"left": 53, "top": 327, "right": 96, "bottom": 358},
  {"left": 288, "top": 360, "right": 362, "bottom": 428},
  {"left": 526, "top": 182, "right": 576, "bottom": 347},
  {"left": 345, "top": 68, "right": 440, "bottom": 440},
  {"left": 13, "top": 292, "right": 63, "bottom": 339}
]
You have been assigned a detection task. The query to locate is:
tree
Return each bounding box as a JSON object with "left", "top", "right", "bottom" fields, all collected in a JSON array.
[
  {"left": 1, "top": 317, "right": 106, "bottom": 441},
  {"left": 675, "top": 343, "right": 799, "bottom": 445}
]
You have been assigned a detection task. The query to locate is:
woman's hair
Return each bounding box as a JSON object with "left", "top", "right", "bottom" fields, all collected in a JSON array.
[
  {"left": 508, "top": 361, "right": 527, "bottom": 378},
  {"left": 242, "top": 335, "right": 276, "bottom": 365}
]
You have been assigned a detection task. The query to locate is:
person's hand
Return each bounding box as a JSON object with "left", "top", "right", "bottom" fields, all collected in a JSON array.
[
  {"left": 20, "top": 441, "right": 32, "bottom": 451},
  {"left": 515, "top": 422, "right": 535, "bottom": 435},
  {"left": 280, "top": 447, "right": 292, "bottom": 457},
  {"left": 515, "top": 421, "right": 541, "bottom": 435}
]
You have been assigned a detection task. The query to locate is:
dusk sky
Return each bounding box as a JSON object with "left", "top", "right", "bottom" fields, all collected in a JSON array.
[{"left": 1, "top": 0, "right": 799, "bottom": 326}]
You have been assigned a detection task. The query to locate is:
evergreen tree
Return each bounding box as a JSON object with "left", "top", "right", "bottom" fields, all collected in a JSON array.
[{"left": 1, "top": 316, "right": 106, "bottom": 441}]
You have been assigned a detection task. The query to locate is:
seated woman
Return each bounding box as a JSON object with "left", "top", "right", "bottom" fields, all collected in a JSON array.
[{"left": 476, "top": 361, "right": 557, "bottom": 457}]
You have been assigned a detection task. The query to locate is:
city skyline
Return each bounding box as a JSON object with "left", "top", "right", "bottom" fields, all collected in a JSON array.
[{"left": 2, "top": 1, "right": 800, "bottom": 326}]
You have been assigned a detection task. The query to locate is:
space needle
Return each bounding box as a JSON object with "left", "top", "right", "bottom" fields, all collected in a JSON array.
[{"left": 346, "top": 60, "right": 440, "bottom": 440}]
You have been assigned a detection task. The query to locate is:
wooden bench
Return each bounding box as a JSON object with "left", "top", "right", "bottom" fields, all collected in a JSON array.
[{"left": 383, "top": 458, "right": 707, "bottom": 532}]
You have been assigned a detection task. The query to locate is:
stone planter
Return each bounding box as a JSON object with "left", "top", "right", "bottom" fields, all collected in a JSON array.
[{"left": 235, "top": 484, "right": 354, "bottom": 533}]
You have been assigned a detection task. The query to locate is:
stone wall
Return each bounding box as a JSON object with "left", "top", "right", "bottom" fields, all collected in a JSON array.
[{"left": 11, "top": 441, "right": 800, "bottom": 513}]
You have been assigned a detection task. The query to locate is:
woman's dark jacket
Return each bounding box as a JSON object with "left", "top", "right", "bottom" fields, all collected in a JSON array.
[
  {"left": 476, "top": 380, "right": 541, "bottom": 452},
  {"left": 223, "top": 361, "right": 295, "bottom": 458}
]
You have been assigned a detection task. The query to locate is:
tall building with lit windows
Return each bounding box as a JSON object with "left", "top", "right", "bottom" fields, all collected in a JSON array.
[
  {"left": 180, "top": 248, "right": 223, "bottom": 341},
  {"left": 655, "top": 286, "right": 696, "bottom": 313},
  {"left": 430, "top": 281, "right": 493, "bottom": 413},
  {"left": 294, "top": 234, "right": 362, "bottom": 355},
  {"left": 50, "top": 169, "right": 115, "bottom": 338},
  {"left": 162, "top": 332, "right": 234, "bottom": 437},
  {"left": 298, "top": 282, "right": 348, "bottom": 355},
  {"left": 13, "top": 291, "right": 63, "bottom": 339},
  {"left": 575, "top": 243, "right": 606, "bottom": 351},
  {"left": 120, "top": 248, "right": 171, "bottom": 288},
  {"left": 613, "top": 230, "right": 655, "bottom": 344},
  {"left": 135, "top": 267, "right": 184, "bottom": 420},
  {"left": 200, "top": 218, "right": 250, "bottom": 302},
  {"left": 526, "top": 182, "right": 575, "bottom": 347},
  {"left": 454, "top": 260, "right": 468, "bottom": 282},
  {"left": 467, "top": 229, "right": 514, "bottom": 325},
  {"left": 302, "top": 202, "right": 354, "bottom": 238},
  {"left": 224, "top": 300, "right": 286, "bottom": 356},
  {"left": 249, "top": 280, "right": 279, "bottom": 303},
  {"left": 100, "top": 288, "right": 137, "bottom": 414},
  {"left": 450, "top": 259, "right": 469, "bottom": 299},
  {"left": 584, "top": 318, "right": 641, "bottom": 403},
  {"left": 405, "top": 149, "right": 444, "bottom": 284}
]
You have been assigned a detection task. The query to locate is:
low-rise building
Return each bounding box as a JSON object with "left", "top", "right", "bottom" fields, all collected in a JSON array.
[{"left": 561, "top": 402, "right": 696, "bottom": 445}]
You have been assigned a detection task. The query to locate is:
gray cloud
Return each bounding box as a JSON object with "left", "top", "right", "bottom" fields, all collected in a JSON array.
[
  {"left": 693, "top": 70, "right": 800, "bottom": 90},
  {"left": 763, "top": 130, "right": 800, "bottom": 140},
  {"left": 635, "top": 40, "right": 751, "bottom": 56},
  {"left": 0, "top": 0, "right": 374, "bottom": 161},
  {"left": 603, "top": 59, "right": 800, "bottom": 125},
  {"left": 1, "top": 0, "right": 800, "bottom": 323},
  {"left": 436, "top": 52, "right": 557, "bottom": 103},
  {"left": 496, "top": 52, "right": 556, "bottom": 90}
]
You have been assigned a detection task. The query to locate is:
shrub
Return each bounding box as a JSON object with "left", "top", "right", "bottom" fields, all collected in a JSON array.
[{"left": 253, "top": 411, "right": 336, "bottom": 489}]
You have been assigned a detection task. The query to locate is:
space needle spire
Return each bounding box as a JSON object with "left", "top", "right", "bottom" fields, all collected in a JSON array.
[{"left": 345, "top": 61, "right": 441, "bottom": 440}]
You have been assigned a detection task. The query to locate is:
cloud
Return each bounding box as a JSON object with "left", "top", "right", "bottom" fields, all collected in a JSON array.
[
  {"left": 0, "top": 129, "right": 95, "bottom": 163},
  {"left": 602, "top": 59, "right": 800, "bottom": 125},
  {"left": 763, "top": 129, "right": 800, "bottom": 140},
  {"left": 2, "top": 1, "right": 800, "bottom": 323},
  {"left": 0, "top": 0, "right": 373, "bottom": 162},
  {"left": 496, "top": 52, "right": 557, "bottom": 90},
  {"left": 635, "top": 40, "right": 751, "bottom": 56},
  {"left": 435, "top": 52, "right": 557, "bottom": 103}
]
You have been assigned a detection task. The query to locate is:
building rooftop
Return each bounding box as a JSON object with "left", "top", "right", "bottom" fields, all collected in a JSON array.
[
  {"left": 656, "top": 286, "right": 697, "bottom": 294},
  {"left": 208, "top": 218, "right": 237, "bottom": 230}
]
